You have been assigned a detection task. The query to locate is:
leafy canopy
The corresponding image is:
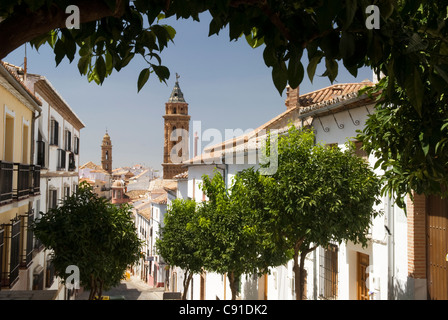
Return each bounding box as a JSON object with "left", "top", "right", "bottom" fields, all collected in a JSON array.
[
  {"left": 262, "top": 126, "right": 382, "bottom": 251},
  {"left": 156, "top": 198, "right": 203, "bottom": 275},
  {"left": 1, "top": 0, "right": 447, "bottom": 199},
  {"left": 32, "top": 182, "right": 142, "bottom": 298}
]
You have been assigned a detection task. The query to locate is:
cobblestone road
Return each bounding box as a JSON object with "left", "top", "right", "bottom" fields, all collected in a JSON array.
[{"left": 76, "top": 276, "right": 164, "bottom": 300}]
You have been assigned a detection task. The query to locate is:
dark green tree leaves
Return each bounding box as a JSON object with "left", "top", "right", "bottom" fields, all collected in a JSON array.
[
  {"left": 156, "top": 199, "right": 203, "bottom": 300},
  {"left": 32, "top": 182, "right": 142, "bottom": 300}
]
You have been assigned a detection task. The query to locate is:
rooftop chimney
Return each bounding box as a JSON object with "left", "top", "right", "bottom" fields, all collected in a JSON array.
[{"left": 285, "top": 85, "right": 299, "bottom": 110}]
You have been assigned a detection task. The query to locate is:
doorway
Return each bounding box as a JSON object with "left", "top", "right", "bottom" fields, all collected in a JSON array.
[
  {"left": 357, "top": 252, "right": 370, "bottom": 300},
  {"left": 427, "top": 195, "right": 448, "bottom": 299}
]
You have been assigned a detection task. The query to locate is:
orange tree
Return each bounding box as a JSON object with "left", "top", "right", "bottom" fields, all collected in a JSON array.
[
  {"left": 32, "top": 181, "right": 142, "bottom": 300},
  {"left": 155, "top": 198, "right": 204, "bottom": 300},
  {"left": 242, "top": 126, "right": 382, "bottom": 300}
]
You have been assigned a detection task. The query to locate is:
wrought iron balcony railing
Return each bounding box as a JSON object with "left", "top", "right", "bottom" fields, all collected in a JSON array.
[
  {"left": 0, "top": 161, "right": 13, "bottom": 205},
  {"left": 0, "top": 162, "right": 41, "bottom": 206}
]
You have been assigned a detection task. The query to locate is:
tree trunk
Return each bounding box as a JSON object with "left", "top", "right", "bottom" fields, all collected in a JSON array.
[
  {"left": 292, "top": 246, "right": 302, "bottom": 300},
  {"left": 292, "top": 240, "right": 317, "bottom": 300},
  {"left": 182, "top": 270, "right": 193, "bottom": 300},
  {"left": 0, "top": 0, "right": 126, "bottom": 60},
  {"left": 88, "top": 274, "right": 97, "bottom": 300},
  {"left": 97, "top": 278, "right": 104, "bottom": 300},
  {"left": 228, "top": 272, "right": 240, "bottom": 300}
]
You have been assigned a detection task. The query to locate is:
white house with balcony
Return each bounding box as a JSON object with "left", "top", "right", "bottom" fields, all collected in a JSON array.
[{"left": 5, "top": 63, "right": 85, "bottom": 299}]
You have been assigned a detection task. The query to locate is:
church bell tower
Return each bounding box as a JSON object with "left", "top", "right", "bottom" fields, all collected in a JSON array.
[
  {"left": 101, "top": 130, "right": 112, "bottom": 174},
  {"left": 162, "top": 74, "right": 190, "bottom": 179}
]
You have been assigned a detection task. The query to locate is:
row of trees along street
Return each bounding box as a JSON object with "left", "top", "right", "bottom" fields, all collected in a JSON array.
[{"left": 156, "top": 127, "right": 382, "bottom": 300}]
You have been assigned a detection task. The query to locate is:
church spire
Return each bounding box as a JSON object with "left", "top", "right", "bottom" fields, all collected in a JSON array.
[{"left": 168, "top": 73, "right": 185, "bottom": 103}]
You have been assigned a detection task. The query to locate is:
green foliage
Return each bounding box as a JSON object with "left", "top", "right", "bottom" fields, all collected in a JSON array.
[
  {"left": 357, "top": 0, "right": 448, "bottom": 206},
  {"left": 156, "top": 198, "right": 202, "bottom": 272},
  {"left": 156, "top": 198, "right": 203, "bottom": 299},
  {"left": 196, "top": 170, "right": 288, "bottom": 299},
  {"left": 32, "top": 181, "right": 142, "bottom": 299},
  {"left": 252, "top": 125, "right": 382, "bottom": 299},
  {"left": 2, "top": 0, "right": 448, "bottom": 209}
]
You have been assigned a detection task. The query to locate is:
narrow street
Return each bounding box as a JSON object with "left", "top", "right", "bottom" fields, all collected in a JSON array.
[{"left": 76, "top": 276, "right": 165, "bottom": 300}]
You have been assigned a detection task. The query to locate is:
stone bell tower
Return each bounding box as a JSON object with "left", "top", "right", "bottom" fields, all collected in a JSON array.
[
  {"left": 101, "top": 130, "right": 112, "bottom": 174},
  {"left": 162, "top": 74, "right": 190, "bottom": 179}
]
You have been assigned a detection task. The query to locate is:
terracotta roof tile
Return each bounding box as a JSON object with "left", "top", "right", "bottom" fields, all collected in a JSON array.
[
  {"left": 298, "top": 81, "right": 373, "bottom": 107},
  {"left": 151, "top": 193, "right": 167, "bottom": 205},
  {"left": 0, "top": 61, "right": 42, "bottom": 106},
  {"left": 183, "top": 81, "right": 375, "bottom": 166}
]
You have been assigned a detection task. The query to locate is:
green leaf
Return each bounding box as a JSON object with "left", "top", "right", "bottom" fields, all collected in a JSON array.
[
  {"left": 245, "top": 28, "right": 264, "bottom": 48},
  {"left": 287, "top": 55, "right": 304, "bottom": 89},
  {"left": 339, "top": 31, "right": 355, "bottom": 59},
  {"left": 77, "top": 55, "right": 90, "bottom": 75},
  {"left": 344, "top": 0, "right": 357, "bottom": 29},
  {"left": 95, "top": 56, "right": 106, "bottom": 84},
  {"left": 404, "top": 67, "right": 423, "bottom": 115},
  {"left": 307, "top": 52, "right": 323, "bottom": 83},
  {"left": 263, "top": 45, "right": 277, "bottom": 67},
  {"left": 137, "top": 68, "right": 150, "bottom": 92},
  {"left": 54, "top": 39, "right": 66, "bottom": 66},
  {"left": 152, "top": 65, "right": 170, "bottom": 83},
  {"left": 272, "top": 63, "right": 288, "bottom": 95},
  {"left": 323, "top": 57, "right": 338, "bottom": 83}
]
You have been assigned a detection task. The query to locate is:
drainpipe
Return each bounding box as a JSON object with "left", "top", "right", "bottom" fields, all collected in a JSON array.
[
  {"left": 31, "top": 109, "right": 42, "bottom": 165},
  {"left": 387, "top": 194, "right": 395, "bottom": 299}
]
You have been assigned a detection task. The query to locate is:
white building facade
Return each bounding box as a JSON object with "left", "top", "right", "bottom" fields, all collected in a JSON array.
[{"left": 26, "top": 70, "right": 84, "bottom": 299}]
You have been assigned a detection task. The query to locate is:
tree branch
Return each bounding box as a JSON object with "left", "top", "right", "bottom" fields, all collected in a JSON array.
[
  {"left": 0, "top": 0, "right": 126, "bottom": 60},
  {"left": 229, "top": 0, "right": 292, "bottom": 41}
]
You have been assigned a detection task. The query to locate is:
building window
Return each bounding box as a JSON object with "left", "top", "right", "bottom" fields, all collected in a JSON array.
[
  {"left": 319, "top": 244, "right": 338, "bottom": 300},
  {"left": 74, "top": 136, "right": 79, "bottom": 155},
  {"left": 64, "top": 186, "right": 70, "bottom": 200},
  {"left": 68, "top": 153, "right": 76, "bottom": 171},
  {"left": 65, "top": 130, "right": 71, "bottom": 151},
  {"left": 4, "top": 113, "right": 14, "bottom": 162},
  {"left": 22, "top": 122, "right": 29, "bottom": 164},
  {"left": 48, "top": 189, "right": 58, "bottom": 209},
  {"left": 50, "top": 119, "right": 59, "bottom": 146},
  {"left": 1, "top": 218, "right": 21, "bottom": 287},
  {"left": 57, "top": 149, "right": 66, "bottom": 170},
  {"left": 36, "top": 140, "right": 45, "bottom": 167}
]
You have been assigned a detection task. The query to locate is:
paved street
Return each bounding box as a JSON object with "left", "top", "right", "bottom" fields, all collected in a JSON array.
[{"left": 76, "top": 276, "right": 165, "bottom": 300}]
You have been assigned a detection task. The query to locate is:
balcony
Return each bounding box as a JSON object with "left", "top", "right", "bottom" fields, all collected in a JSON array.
[
  {"left": 0, "top": 162, "right": 13, "bottom": 205},
  {"left": 14, "top": 163, "right": 30, "bottom": 200},
  {"left": 1, "top": 218, "right": 21, "bottom": 288},
  {"left": 0, "top": 162, "right": 40, "bottom": 206}
]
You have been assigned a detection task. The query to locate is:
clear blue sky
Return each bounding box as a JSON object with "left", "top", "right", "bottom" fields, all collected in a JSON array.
[{"left": 4, "top": 13, "right": 373, "bottom": 172}]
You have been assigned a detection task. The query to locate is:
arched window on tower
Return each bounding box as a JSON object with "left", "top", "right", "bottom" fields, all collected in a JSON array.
[
  {"left": 105, "top": 151, "right": 109, "bottom": 160},
  {"left": 173, "top": 107, "right": 176, "bottom": 114}
]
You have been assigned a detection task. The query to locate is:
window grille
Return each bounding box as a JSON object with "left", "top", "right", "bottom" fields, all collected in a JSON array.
[
  {"left": 319, "top": 244, "right": 338, "bottom": 300},
  {"left": 0, "top": 227, "right": 4, "bottom": 288}
]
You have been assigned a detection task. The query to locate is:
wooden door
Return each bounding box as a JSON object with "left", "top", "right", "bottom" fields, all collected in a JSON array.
[
  {"left": 357, "top": 252, "right": 370, "bottom": 300},
  {"left": 427, "top": 196, "right": 448, "bottom": 300}
]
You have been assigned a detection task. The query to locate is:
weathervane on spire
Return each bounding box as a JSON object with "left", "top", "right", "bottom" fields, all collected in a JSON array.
[{"left": 176, "top": 73, "right": 180, "bottom": 83}]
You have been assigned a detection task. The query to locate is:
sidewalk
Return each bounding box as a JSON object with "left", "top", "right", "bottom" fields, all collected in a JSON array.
[{"left": 76, "top": 276, "right": 165, "bottom": 300}]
